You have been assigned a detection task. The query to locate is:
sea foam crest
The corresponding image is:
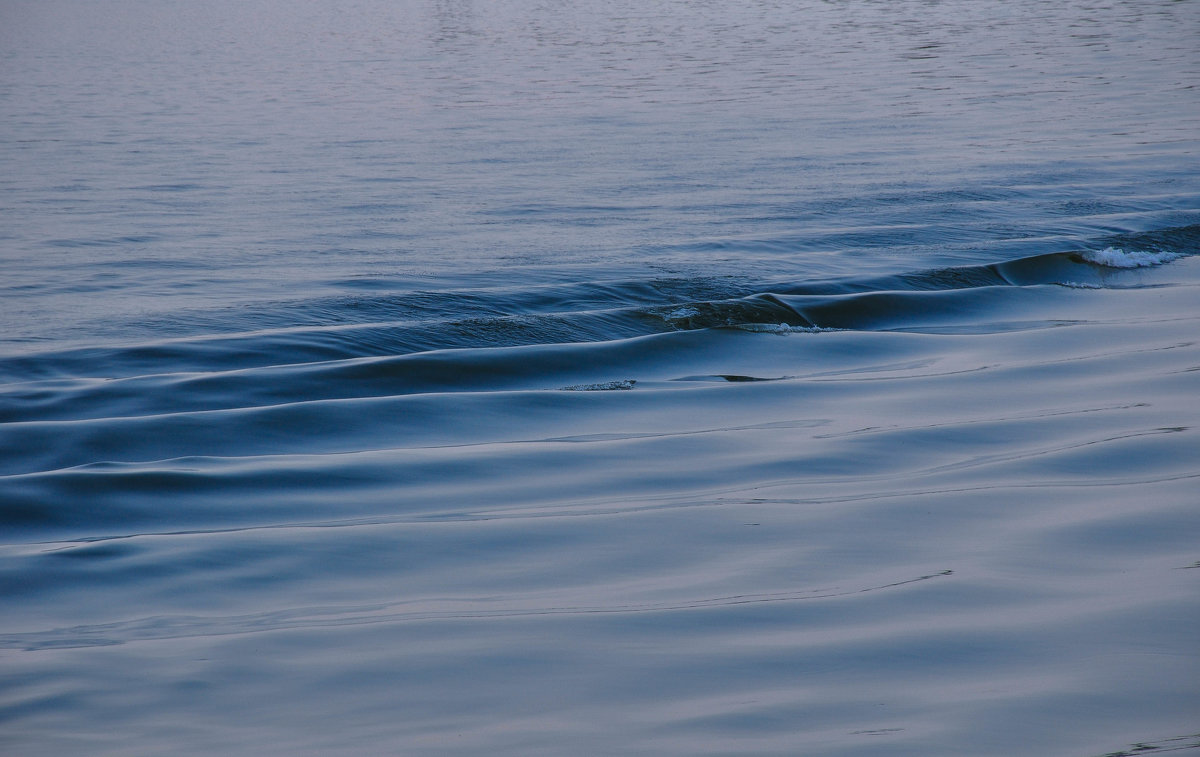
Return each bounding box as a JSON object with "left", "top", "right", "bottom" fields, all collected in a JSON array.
[
  {"left": 1081, "top": 246, "right": 1181, "bottom": 268},
  {"left": 560, "top": 379, "right": 637, "bottom": 391},
  {"left": 733, "top": 323, "right": 839, "bottom": 334}
]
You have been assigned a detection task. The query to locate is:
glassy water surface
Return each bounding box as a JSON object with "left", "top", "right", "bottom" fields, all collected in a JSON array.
[{"left": 1, "top": 1, "right": 1198, "bottom": 755}]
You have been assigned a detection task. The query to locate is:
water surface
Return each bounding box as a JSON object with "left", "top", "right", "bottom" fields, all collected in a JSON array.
[{"left": 1, "top": 1, "right": 1198, "bottom": 755}]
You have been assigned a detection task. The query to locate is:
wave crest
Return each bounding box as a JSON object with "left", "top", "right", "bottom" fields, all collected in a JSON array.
[{"left": 1080, "top": 246, "right": 1182, "bottom": 269}]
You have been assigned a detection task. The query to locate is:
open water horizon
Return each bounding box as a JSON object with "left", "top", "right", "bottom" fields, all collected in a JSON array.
[{"left": 1, "top": 1, "right": 1198, "bottom": 755}]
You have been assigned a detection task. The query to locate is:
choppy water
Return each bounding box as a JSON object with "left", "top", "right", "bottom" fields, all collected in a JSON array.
[{"left": 2, "top": 1, "right": 1199, "bottom": 755}]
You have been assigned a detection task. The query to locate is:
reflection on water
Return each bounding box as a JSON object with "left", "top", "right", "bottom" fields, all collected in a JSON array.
[{"left": 1, "top": 1, "right": 1198, "bottom": 755}]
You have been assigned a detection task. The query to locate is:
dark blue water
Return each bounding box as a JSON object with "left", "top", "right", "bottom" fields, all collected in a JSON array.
[{"left": 2, "top": 1, "right": 1199, "bottom": 755}]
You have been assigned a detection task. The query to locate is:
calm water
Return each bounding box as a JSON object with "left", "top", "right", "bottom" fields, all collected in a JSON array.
[{"left": 2, "top": 1, "right": 1199, "bottom": 755}]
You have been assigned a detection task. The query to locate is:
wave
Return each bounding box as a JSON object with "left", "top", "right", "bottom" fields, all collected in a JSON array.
[
  {"left": 1, "top": 225, "right": 1195, "bottom": 389},
  {"left": 0, "top": 228, "right": 1194, "bottom": 503},
  {"left": 0, "top": 224, "right": 1191, "bottom": 376}
]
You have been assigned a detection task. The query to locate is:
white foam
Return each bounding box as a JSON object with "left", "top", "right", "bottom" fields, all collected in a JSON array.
[
  {"left": 560, "top": 379, "right": 637, "bottom": 391},
  {"left": 733, "top": 323, "right": 839, "bottom": 334},
  {"left": 665, "top": 306, "right": 700, "bottom": 320},
  {"left": 1081, "top": 246, "right": 1181, "bottom": 269}
]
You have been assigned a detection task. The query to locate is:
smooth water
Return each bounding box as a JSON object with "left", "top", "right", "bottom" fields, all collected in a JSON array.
[{"left": 2, "top": 1, "right": 1198, "bottom": 755}]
